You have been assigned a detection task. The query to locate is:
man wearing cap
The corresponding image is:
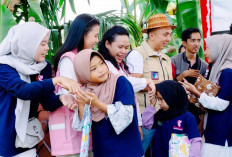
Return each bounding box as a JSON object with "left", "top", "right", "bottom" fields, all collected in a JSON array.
[{"left": 126, "top": 13, "right": 176, "bottom": 154}]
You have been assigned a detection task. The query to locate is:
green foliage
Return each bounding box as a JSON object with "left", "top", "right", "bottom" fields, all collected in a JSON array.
[
  {"left": 28, "top": 0, "right": 46, "bottom": 26},
  {"left": 95, "top": 10, "right": 122, "bottom": 40},
  {"left": 0, "top": 5, "right": 17, "bottom": 41},
  {"left": 176, "top": 0, "right": 204, "bottom": 59},
  {"left": 0, "top": 0, "right": 205, "bottom": 63},
  {"left": 121, "top": 14, "right": 142, "bottom": 47},
  {"left": 119, "top": 0, "right": 174, "bottom": 49}
]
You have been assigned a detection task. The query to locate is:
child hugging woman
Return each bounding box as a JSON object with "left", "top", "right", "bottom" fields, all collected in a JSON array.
[{"left": 72, "top": 49, "right": 144, "bottom": 157}]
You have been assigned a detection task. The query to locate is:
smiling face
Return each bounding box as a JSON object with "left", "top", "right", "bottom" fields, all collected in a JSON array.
[
  {"left": 34, "top": 33, "right": 50, "bottom": 62},
  {"left": 156, "top": 91, "right": 169, "bottom": 111},
  {"left": 149, "top": 27, "right": 172, "bottom": 52},
  {"left": 83, "top": 25, "right": 100, "bottom": 49},
  {"left": 204, "top": 45, "right": 213, "bottom": 63},
  {"left": 105, "top": 35, "right": 130, "bottom": 64},
  {"left": 90, "top": 55, "right": 109, "bottom": 83},
  {"left": 183, "top": 32, "right": 201, "bottom": 55}
]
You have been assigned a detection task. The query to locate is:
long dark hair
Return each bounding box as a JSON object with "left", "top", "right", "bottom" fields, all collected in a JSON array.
[
  {"left": 98, "top": 25, "right": 130, "bottom": 71},
  {"left": 54, "top": 13, "right": 99, "bottom": 73}
]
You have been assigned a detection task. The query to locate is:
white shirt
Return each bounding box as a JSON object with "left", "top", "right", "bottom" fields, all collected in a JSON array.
[
  {"left": 105, "top": 60, "right": 147, "bottom": 93},
  {"left": 59, "top": 57, "right": 77, "bottom": 94},
  {"left": 126, "top": 49, "right": 161, "bottom": 74},
  {"left": 198, "top": 92, "right": 230, "bottom": 129},
  {"left": 105, "top": 60, "right": 145, "bottom": 126},
  {"left": 199, "top": 92, "right": 230, "bottom": 111}
]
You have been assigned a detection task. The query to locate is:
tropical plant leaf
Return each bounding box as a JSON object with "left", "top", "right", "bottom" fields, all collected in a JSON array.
[
  {"left": 95, "top": 10, "right": 117, "bottom": 17},
  {"left": 95, "top": 10, "right": 122, "bottom": 40},
  {"left": 68, "top": 0, "right": 76, "bottom": 14},
  {"left": 176, "top": 0, "right": 204, "bottom": 58},
  {"left": 120, "top": 0, "right": 130, "bottom": 14},
  {"left": 87, "top": 0, "right": 90, "bottom": 5},
  {"left": 60, "top": 0, "right": 66, "bottom": 20},
  {"left": 59, "top": 0, "right": 64, "bottom": 8},
  {"left": 121, "top": 15, "right": 143, "bottom": 47},
  {"left": 0, "top": 5, "right": 16, "bottom": 42},
  {"left": 150, "top": 0, "right": 169, "bottom": 13},
  {"left": 28, "top": 0, "right": 46, "bottom": 26}
]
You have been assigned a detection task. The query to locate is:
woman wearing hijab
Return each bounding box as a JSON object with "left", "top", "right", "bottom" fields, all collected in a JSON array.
[
  {"left": 0, "top": 22, "right": 80, "bottom": 157},
  {"left": 181, "top": 34, "right": 232, "bottom": 157},
  {"left": 72, "top": 49, "right": 144, "bottom": 157},
  {"left": 142, "top": 80, "right": 202, "bottom": 157}
]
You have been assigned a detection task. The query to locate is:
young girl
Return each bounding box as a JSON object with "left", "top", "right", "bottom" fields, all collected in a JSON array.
[
  {"left": 98, "top": 25, "right": 156, "bottom": 140},
  {"left": 142, "top": 80, "right": 202, "bottom": 157},
  {"left": 73, "top": 49, "right": 144, "bottom": 157},
  {"left": 49, "top": 13, "right": 99, "bottom": 156},
  {"left": 0, "top": 22, "right": 79, "bottom": 157},
  {"left": 181, "top": 34, "right": 232, "bottom": 157}
]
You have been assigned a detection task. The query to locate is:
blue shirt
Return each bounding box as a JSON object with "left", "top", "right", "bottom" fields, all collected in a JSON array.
[
  {"left": 152, "top": 112, "right": 200, "bottom": 157},
  {"left": 92, "top": 76, "right": 144, "bottom": 157},
  {"left": 0, "top": 64, "right": 62, "bottom": 157},
  {"left": 204, "top": 68, "right": 232, "bottom": 146}
]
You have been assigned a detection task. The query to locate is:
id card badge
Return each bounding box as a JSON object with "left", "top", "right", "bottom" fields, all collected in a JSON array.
[{"left": 151, "top": 71, "right": 159, "bottom": 80}]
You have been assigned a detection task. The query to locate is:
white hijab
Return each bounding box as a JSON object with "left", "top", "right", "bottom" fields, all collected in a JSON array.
[
  {"left": 0, "top": 22, "right": 50, "bottom": 145},
  {"left": 205, "top": 34, "right": 232, "bottom": 83}
]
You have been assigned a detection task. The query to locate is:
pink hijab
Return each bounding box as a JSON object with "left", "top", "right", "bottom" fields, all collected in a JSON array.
[{"left": 73, "top": 49, "right": 121, "bottom": 122}]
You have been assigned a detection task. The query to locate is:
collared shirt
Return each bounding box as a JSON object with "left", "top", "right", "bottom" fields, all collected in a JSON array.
[
  {"left": 182, "top": 52, "right": 200, "bottom": 84},
  {"left": 172, "top": 52, "right": 208, "bottom": 85}
]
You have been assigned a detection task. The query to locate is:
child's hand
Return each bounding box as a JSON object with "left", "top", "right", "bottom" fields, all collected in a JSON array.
[
  {"left": 75, "top": 89, "right": 88, "bottom": 106},
  {"left": 85, "top": 92, "right": 98, "bottom": 106},
  {"left": 76, "top": 91, "right": 98, "bottom": 106},
  {"left": 149, "top": 95, "right": 157, "bottom": 107}
]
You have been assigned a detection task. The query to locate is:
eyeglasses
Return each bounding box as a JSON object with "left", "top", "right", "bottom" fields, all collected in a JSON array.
[{"left": 155, "top": 96, "right": 164, "bottom": 102}]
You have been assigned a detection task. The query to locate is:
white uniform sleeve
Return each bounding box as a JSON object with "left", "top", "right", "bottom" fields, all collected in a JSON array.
[
  {"left": 198, "top": 92, "right": 230, "bottom": 111},
  {"left": 127, "top": 76, "right": 147, "bottom": 93},
  {"left": 126, "top": 50, "right": 144, "bottom": 74},
  {"left": 106, "top": 60, "right": 146, "bottom": 92},
  {"left": 105, "top": 60, "right": 120, "bottom": 74},
  {"left": 59, "top": 57, "right": 77, "bottom": 94}
]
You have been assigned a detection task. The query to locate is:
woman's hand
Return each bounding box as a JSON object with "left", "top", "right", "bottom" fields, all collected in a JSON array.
[
  {"left": 59, "top": 94, "right": 78, "bottom": 110},
  {"left": 179, "top": 78, "right": 201, "bottom": 97},
  {"left": 146, "top": 79, "right": 156, "bottom": 96},
  {"left": 53, "top": 76, "right": 81, "bottom": 94}
]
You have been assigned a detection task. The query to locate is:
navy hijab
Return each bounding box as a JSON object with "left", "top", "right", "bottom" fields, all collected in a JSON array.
[{"left": 153, "top": 80, "right": 189, "bottom": 126}]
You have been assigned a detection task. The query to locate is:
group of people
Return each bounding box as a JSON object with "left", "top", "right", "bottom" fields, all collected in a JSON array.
[{"left": 0, "top": 12, "right": 231, "bottom": 157}]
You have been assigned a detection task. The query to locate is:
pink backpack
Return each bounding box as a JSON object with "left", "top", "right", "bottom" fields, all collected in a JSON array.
[{"left": 49, "top": 50, "right": 92, "bottom": 156}]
